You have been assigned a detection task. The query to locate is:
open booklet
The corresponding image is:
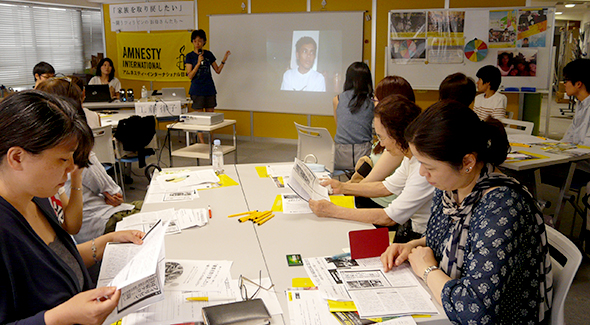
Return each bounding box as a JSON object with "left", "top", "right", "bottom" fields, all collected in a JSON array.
[
  {"left": 286, "top": 157, "right": 330, "bottom": 202},
  {"left": 98, "top": 220, "right": 167, "bottom": 324}
]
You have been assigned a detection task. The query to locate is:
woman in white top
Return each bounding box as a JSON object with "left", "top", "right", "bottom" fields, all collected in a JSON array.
[
  {"left": 89, "top": 58, "right": 121, "bottom": 99},
  {"left": 309, "top": 95, "right": 434, "bottom": 235}
]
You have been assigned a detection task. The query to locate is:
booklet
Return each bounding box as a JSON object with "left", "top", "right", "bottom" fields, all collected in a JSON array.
[
  {"left": 286, "top": 158, "right": 329, "bottom": 202},
  {"left": 98, "top": 220, "right": 167, "bottom": 324}
]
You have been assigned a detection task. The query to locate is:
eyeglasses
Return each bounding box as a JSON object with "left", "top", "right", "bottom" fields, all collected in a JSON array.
[
  {"left": 238, "top": 271, "right": 274, "bottom": 301},
  {"left": 376, "top": 132, "right": 389, "bottom": 143}
]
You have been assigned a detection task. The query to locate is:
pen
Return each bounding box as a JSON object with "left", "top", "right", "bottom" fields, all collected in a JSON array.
[
  {"left": 331, "top": 252, "right": 350, "bottom": 260},
  {"left": 536, "top": 136, "right": 548, "bottom": 140},
  {"left": 510, "top": 142, "right": 531, "bottom": 148},
  {"left": 208, "top": 205, "right": 212, "bottom": 219},
  {"left": 227, "top": 210, "right": 257, "bottom": 218},
  {"left": 257, "top": 214, "right": 275, "bottom": 225},
  {"left": 253, "top": 211, "right": 272, "bottom": 222},
  {"left": 186, "top": 296, "right": 235, "bottom": 302}
]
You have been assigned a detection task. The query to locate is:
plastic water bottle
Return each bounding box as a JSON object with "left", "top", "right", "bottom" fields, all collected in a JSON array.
[
  {"left": 212, "top": 139, "right": 224, "bottom": 175},
  {"left": 141, "top": 85, "right": 148, "bottom": 101}
]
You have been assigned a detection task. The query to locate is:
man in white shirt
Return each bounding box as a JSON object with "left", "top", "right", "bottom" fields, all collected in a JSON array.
[{"left": 281, "top": 36, "right": 326, "bottom": 92}]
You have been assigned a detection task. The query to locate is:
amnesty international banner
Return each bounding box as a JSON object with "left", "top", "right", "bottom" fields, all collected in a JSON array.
[{"left": 116, "top": 32, "right": 193, "bottom": 82}]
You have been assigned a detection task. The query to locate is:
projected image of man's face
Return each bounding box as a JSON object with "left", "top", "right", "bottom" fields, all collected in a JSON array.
[{"left": 296, "top": 43, "right": 316, "bottom": 73}]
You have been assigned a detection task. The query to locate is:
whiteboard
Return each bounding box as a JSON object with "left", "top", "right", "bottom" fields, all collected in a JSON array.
[{"left": 386, "top": 7, "right": 555, "bottom": 91}]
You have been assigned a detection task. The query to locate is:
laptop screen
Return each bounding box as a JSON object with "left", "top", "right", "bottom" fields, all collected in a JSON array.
[{"left": 85, "top": 85, "right": 112, "bottom": 102}]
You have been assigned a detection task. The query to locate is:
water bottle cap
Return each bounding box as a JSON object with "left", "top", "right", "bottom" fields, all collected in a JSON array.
[{"left": 213, "top": 139, "right": 221, "bottom": 145}]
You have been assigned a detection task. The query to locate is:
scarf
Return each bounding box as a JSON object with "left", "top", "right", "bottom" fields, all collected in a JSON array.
[{"left": 439, "top": 163, "right": 552, "bottom": 322}]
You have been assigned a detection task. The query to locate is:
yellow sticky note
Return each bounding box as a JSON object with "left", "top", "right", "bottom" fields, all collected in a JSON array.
[
  {"left": 292, "top": 277, "right": 315, "bottom": 287},
  {"left": 255, "top": 166, "right": 269, "bottom": 178},
  {"left": 271, "top": 195, "right": 283, "bottom": 212},
  {"left": 218, "top": 174, "right": 239, "bottom": 187},
  {"left": 329, "top": 195, "right": 355, "bottom": 208},
  {"left": 327, "top": 300, "right": 357, "bottom": 312}
]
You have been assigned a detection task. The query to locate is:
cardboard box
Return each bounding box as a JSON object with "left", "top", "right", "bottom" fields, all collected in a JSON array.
[{"left": 558, "top": 81, "right": 566, "bottom": 93}]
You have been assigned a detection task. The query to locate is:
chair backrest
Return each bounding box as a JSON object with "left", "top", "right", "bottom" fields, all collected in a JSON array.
[
  {"left": 294, "top": 122, "right": 335, "bottom": 172},
  {"left": 498, "top": 118, "right": 534, "bottom": 135},
  {"left": 546, "top": 226, "right": 583, "bottom": 325},
  {"left": 92, "top": 126, "right": 116, "bottom": 164}
]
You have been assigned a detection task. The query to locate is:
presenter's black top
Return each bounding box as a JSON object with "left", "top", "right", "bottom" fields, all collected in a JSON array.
[
  {"left": 186, "top": 50, "right": 217, "bottom": 97},
  {"left": 0, "top": 196, "right": 91, "bottom": 324}
]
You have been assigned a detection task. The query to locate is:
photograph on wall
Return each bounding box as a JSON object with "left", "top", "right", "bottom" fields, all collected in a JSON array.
[
  {"left": 427, "top": 37, "right": 464, "bottom": 64},
  {"left": 517, "top": 8, "right": 548, "bottom": 47},
  {"left": 497, "top": 49, "right": 537, "bottom": 77},
  {"left": 280, "top": 30, "right": 326, "bottom": 92},
  {"left": 489, "top": 9, "right": 517, "bottom": 48},
  {"left": 427, "top": 11, "right": 465, "bottom": 38},
  {"left": 390, "top": 39, "right": 426, "bottom": 63},
  {"left": 390, "top": 11, "right": 427, "bottom": 38}
]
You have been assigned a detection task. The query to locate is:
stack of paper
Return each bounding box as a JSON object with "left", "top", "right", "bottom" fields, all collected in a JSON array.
[
  {"left": 115, "top": 208, "right": 208, "bottom": 235},
  {"left": 145, "top": 169, "right": 221, "bottom": 203}
]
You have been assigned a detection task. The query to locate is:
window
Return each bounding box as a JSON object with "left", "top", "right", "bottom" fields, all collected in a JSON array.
[{"left": 0, "top": 2, "right": 103, "bottom": 89}]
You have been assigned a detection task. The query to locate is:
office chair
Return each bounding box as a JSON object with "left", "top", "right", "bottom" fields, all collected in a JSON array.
[
  {"left": 91, "top": 126, "right": 123, "bottom": 188},
  {"left": 294, "top": 122, "right": 347, "bottom": 178},
  {"left": 498, "top": 118, "right": 535, "bottom": 135},
  {"left": 545, "top": 226, "right": 583, "bottom": 325}
]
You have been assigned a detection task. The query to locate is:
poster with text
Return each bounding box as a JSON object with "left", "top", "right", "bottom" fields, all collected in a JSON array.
[
  {"left": 390, "top": 11, "right": 427, "bottom": 38},
  {"left": 517, "top": 8, "right": 548, "bottom": 47},
  {"left": 427, "top": 37, "right": 464, "bottom": 64},
  {"left": 489, "top": 10, "right": 517, "bottom": 48},
  {"left": 427, "top": 11, "right": 465, "bottom": 38},
  {"left": 390, "top": 39, "right": 426, "bottom": 63}
]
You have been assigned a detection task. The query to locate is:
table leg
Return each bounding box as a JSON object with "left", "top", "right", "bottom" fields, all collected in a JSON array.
[
  {"left": 233, "top": 124, "right": 237, "bottom": 163},
  {"left": 168, "top": 128, "right": 173, "bottom": 167},
  {"left": 553, "top": 162, "right": 577, "bottom": 227}
]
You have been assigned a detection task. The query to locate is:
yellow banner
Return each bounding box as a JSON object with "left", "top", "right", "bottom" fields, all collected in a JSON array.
[{"left": 116, "top": 32, "right": 193, "bottom": 81}]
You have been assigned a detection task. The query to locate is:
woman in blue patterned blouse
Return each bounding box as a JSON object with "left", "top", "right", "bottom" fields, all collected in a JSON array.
[{"left": 381, "top": 100, "right": 553, "bottom": 325}]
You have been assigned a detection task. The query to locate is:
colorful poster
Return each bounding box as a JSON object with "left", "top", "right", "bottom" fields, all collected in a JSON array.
[
  {"left": 390, "top": 11, "right": 427, "bottom": 38},
  {"left": 489, "top": 10, "right": 517, "bottom": 48},
  {"left": 427, "top": 37, "right": 465, "bottom": 64},
  {"left": 517, "top": 8, "right": 548, "bottom": 47},
  {"left": 427, "top": 11, "right": 465, "bottom": 38},
  {"left": 116, "top": 31, "right": 193, "bottom": 81},
  {"left": 497, "top": 49, "right": 537, "bottom": 77},
  {"left": 390, "top": 39, "right": 426, "bottom": 63}
]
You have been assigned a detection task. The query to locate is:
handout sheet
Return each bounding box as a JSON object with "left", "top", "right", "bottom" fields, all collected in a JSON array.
[
  {"left": 286, "top": 288, "right": 340, "bottom": 325},
  {"left": 286, "top": 158, "right": 329, "bottom": 202},
  {"left": 116, "top": 208, "right": 208, "bottom": 234}
]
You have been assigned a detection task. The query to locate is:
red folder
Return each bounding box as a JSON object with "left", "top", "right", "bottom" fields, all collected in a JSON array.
[{"left": 349, "top": 228, "right": 390, "bottom": 260}]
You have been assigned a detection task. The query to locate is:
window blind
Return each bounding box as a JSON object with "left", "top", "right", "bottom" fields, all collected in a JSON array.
[{"left": 0, "top": 2, "right": 103, "bottom": 89}]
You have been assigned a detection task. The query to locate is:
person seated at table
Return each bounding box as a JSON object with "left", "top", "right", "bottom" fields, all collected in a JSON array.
[
  {"left": 309, "top": 95, "right": 434, "bottom": 240},
  {"left": 33, "top": 61, "right": 55, "bottom": 89},
  {"left": 0, "top": 90, "right": 145, "bottom": 324},
  {"left": 438, "top": 72, "right": 476, "bottom": 107},
  {"left": 381, "top": 100, "right": 552, "bottom": 324},
  {"left": 474, "top": 65, "right": 507, "bottom": 121},
  {"left": 89, "top": 58, "right": 121, "bottom": 99},
  {"left": 333, "top": 62, "right": 374, "bottom": 170},
  {"left": 352, "top": 76, "right": 415, "bottom": 211},
  {"left": 36, "top": 77, "right": 142, "bottom": 243}
]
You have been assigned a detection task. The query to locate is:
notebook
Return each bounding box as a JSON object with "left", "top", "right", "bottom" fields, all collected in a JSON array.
[
  {"left": 160, "top": 87, "right": 186, "bottom": 101},
  {"left": 85, "top": 84, "right": 112, "bottom": 102},
  {"left": 349, "top": 228, "right": 390, "bottom": 260}
]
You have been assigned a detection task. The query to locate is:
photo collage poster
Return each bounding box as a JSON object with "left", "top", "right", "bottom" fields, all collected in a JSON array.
[
  {"left": 489, "top": 8, "right": 545, "bottom": 77},
  {"left": 389, "top": 10, "right": 465, "bottom": 64}
]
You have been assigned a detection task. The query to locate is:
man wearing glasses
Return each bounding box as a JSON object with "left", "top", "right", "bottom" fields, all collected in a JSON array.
[{"left": 33, "top": 61, "right": 55, "bottom": 89}]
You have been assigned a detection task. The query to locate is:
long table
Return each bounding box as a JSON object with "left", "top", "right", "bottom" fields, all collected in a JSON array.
[{"left": 140, "top": 163, "right": 451, "bottom": 324}]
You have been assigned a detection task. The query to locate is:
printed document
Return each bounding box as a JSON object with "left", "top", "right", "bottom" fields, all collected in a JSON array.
[
  {"left": 116, "top": 208, "right": 208, "bottom": 234},
  {"left": 287, "top": 158, "right": 329, "bottom": 202}
]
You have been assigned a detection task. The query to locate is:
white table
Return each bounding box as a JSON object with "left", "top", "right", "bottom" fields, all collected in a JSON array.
[
  {"left": 167, "top": 120, "right": 237, "bottom": 166},
  {"left": 84, "top": 98, "right": 192, "bottom": 110},
  {"left": 140, "top": 163, "right": 451, "bottom": 325}
]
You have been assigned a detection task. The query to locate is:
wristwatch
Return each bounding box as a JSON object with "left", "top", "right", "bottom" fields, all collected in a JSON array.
[{"left": 423, "top": 265, "right": 439, "bottom": 283}]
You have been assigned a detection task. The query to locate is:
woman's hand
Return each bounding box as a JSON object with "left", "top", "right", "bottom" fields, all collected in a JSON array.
[
  {"left": 45, "top": 286, "right": 121, "bottom": 325},
  {"left": 108, "top": 230, "right": 144, "bottom": 245},
  {"left": 381, "top": 237, "right": 426, "bottom": 272},
  {"left": 320, "top": 178, "right": 342, "bottom": 194},
  {"left": 407, "top": 246, "right": 438, "bottom": 278},
  {"left": 103, "top": 192, "right": 123, "bottom": 207},
  {"left": 223, "top": 51, "right": 231, "bottom": 61},
  {"left": 309, "top": 199, "right": 335, "bottom": 218}
]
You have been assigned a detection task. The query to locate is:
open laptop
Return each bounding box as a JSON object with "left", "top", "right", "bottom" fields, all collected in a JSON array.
[
  {"left": 85, "top": 84, "right": 112, "bottom": 102},
  {"left": 160, "top": 87, "right": 186, "bottom": 101}
]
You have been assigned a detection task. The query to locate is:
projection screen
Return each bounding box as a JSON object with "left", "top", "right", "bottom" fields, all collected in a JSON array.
[{"left": 209, "top": 11, "right": 364, "bottom": 115}]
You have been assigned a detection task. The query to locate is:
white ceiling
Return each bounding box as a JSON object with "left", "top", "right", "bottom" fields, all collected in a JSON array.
[{"left": 532, "top": 0, "right": 589, "bottom": 21}]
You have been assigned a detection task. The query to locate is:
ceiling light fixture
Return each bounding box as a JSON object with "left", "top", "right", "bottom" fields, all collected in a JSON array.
[
  {"left": 556, "top": 11, "right": 563, "bottom": 15},
  {"left": 565, "top": 4, "right": 576, "bottom": 8}
]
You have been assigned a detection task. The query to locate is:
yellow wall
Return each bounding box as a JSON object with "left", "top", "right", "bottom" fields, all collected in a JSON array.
[{"left": 103, "top": 0, "right": 528, "bottom": 139}]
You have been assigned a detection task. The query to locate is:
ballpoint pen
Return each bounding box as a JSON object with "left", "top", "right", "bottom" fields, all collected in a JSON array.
[{"left": 186, "top": 296, "right": 235, "bottom": 301}]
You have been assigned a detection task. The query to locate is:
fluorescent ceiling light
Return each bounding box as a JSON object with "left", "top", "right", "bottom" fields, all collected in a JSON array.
[
  {"left": 565, "top": 4, "right": 576, "bottom": 8},
  {"left": 556, "top": 11, "right": 563, "bottom": 15}
]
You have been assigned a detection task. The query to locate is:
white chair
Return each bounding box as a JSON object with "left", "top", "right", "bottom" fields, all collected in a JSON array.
[
  {"left": 546, "top": 226, "right": 583, "bottom": 325},
  {"left": 499, "top": 118, "right": 535, "bottom": 135},
  {"left": 91, "top": 126, "right": 124, "bottom": 193},
  {"left": 294, "top": 122, "right": 337, "bottom": 174}
]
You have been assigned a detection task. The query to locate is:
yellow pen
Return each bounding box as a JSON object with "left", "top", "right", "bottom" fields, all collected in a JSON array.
[
  {"left": 228, "top": 210, "right": 257, "bottom": 218},
  {"left": 257, "top": 214, "right": 275, "bottom": 225},
  {"left": 238, "top": 214, "right": 255, "bottom": 223},
  {"left": 510, "top": 142, "right": 531, "bottom": 148},
  {"left": 186, "top": 296, "right": 235, "bottom": 301},
  {"left": 536, "top": 136, "right": 548, "bottom": 140},
  {"left": 252, "top": 211, "right": 271, "bottom": 222}
]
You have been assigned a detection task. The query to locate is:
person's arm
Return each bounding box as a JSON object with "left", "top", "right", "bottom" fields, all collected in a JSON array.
[
  {"left": 381, "top": 237, "right": 426, "bottom": 271},
  {"left": 309, "top": 200, "right": 396, "bottom": 226},
  {"left": 61, "top": 167, "right": 84, "bottom": 234},
  {"left": 361, "top": 151, "right": 403, "bottom": 183},
  {"left": 212, "top": 51, "right": 231, "bottom": 74},
  {"left": 332, "top": 95, "right": 339, "bottom": 125},
  {"left": 320, "top": 178, "right": 392, "bottom": 198},
  {"left": 83, "top": 152, "right": 121, "bottom": 196},
  {"left": 44, "top": 286, "right": 121, "bottom": 325},
  {"left": 186, "top": 53, "right": 203, "bottom": 80},
  {"left": 77, "top": 230, "right": 144, "bottom": 268}
]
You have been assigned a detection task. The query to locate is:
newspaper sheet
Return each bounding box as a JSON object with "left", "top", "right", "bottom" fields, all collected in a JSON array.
[{"left": 286, "top": 158, "right": 329, "bottom": 202}]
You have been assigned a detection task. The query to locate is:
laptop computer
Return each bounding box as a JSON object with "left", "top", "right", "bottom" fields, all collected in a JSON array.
[
  {"left": 160, "top": 87, "right": 186, "bottom": 101},
  {"left": 85, "top": 84, "right": 112, "bottom": 102}
]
